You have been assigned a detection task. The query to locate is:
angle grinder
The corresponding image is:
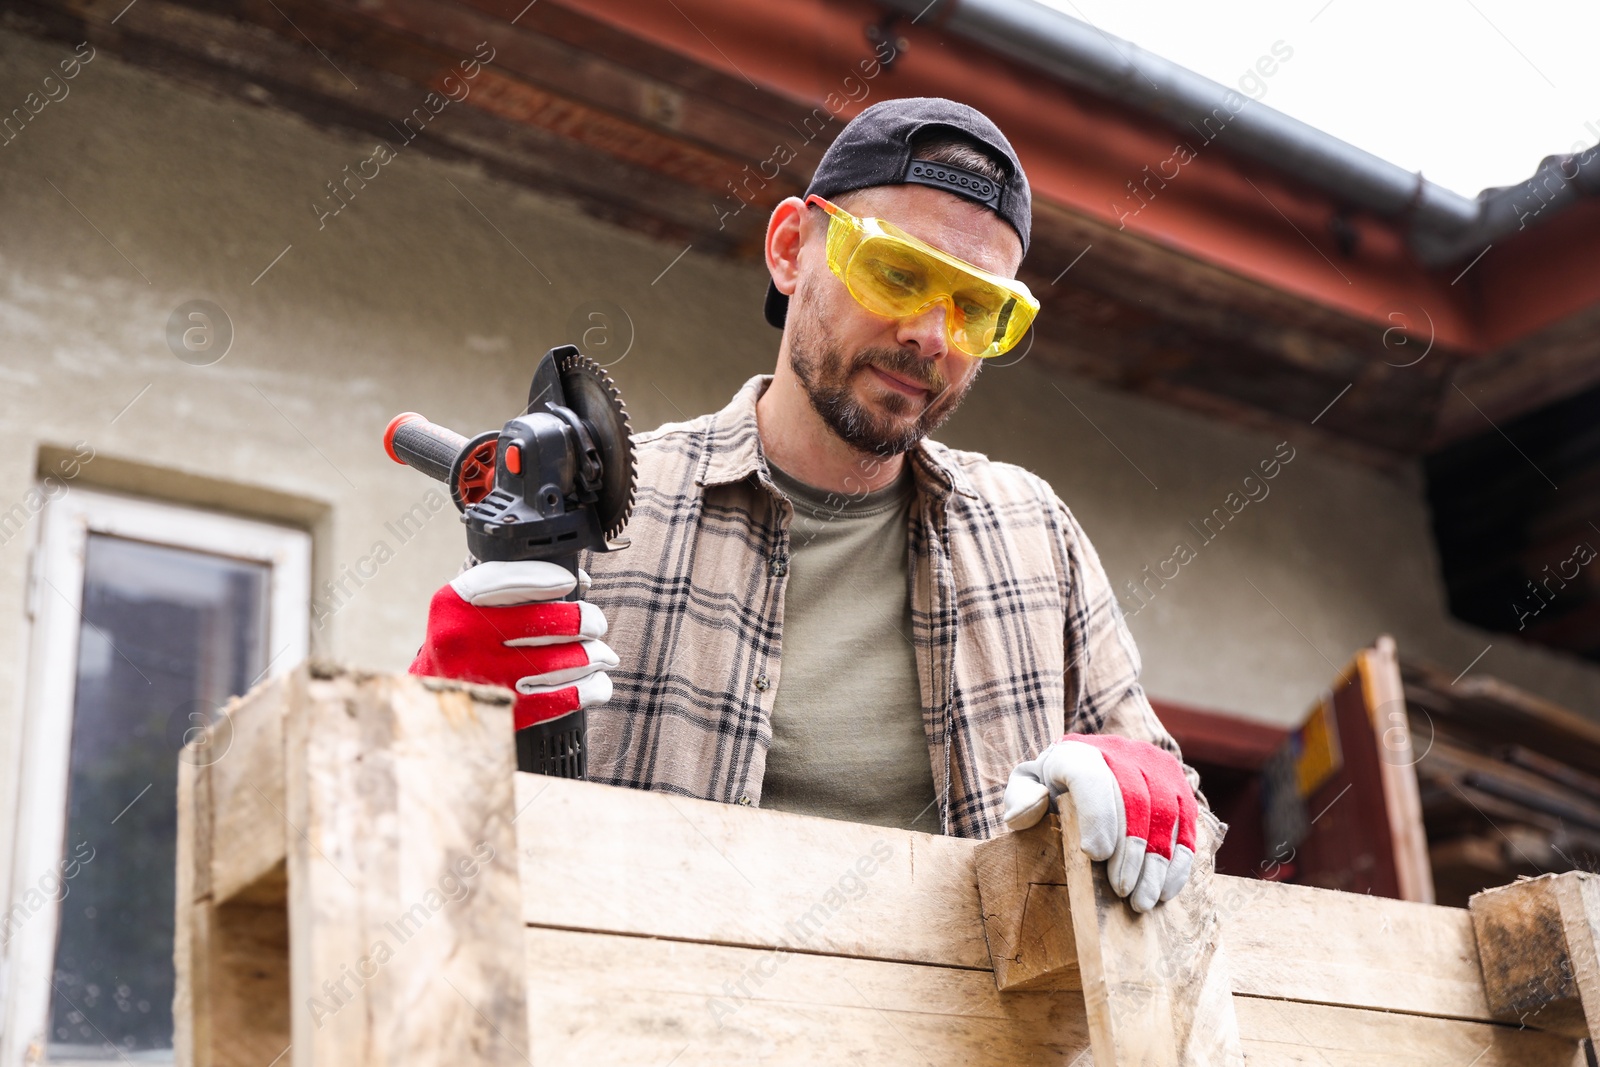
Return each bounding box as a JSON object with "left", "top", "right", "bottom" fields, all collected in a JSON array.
[{"left": 383, "top": 344, "right": 636, "bottom": 779}]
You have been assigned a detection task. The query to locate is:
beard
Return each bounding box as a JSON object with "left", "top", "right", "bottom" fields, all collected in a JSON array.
[{"left": 788, "top": 284, "right": 978, "bottom": 457}]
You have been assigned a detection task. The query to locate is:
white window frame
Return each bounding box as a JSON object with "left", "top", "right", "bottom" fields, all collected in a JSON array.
[{"left": 1, "top": 487, "right": 310, "bottom": 1065}]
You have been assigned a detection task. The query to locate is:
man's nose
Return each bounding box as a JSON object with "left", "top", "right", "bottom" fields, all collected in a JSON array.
[{"left": 894, "top": 299, "right": 950, "bottom": 360}]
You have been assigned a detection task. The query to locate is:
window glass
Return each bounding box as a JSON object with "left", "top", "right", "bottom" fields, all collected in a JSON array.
[{"left": 49, "top": 534, "right": 268, "bottom": 1059}]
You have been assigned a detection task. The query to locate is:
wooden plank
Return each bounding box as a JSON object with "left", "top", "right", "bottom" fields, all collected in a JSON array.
[
  {"left": 1423, "top": 738, "right": 1600, "bottom": 833},
  {"left": 177, "top": 746, "right": 292, "bottom": 1067},
  {"left": 1222, "top": 877, "right": 1491, "bottom": 1021},
  {"left": 975, "top": 816, "right": 1498, "bottom": 1023},
  {"left": 174, "top": 758, "right": 205, "bottom": 1067},
  {"left": 283, "top": 659, "right": 377, "bottom": 1067},
  {"left": 1556, "top": 876, "right": 1600, "bottom": 1041},
  {"left": 1232, "top": 996, "right": 1581, "bottom": 1066},
  {"left": 209, "top": 673, "right": 289, "bottom": 904},
  {"left": 1501, "top": 746, "right": 1600, "bottom": 806},
  {"left": 972, "top": 817, "right": 1079, "bottom": 992},
  {"left": 521, "top": 927, "right": 1579, "bottom": 1067},
  {"left": 1426, "top": 777, "right": 1573, "bottom": 837},
  {"left": 1059, "top": 797, "right": 1243, "bottom": 1066},
  {"left": 1435, "top": 296, "right": 1600, "bottom": 449},
  {"left": 1401, "top": 657, "right": 1600, "bottom": 769},
  {"left": 321, "top": 0, "right": 806, "bottom": 171},
  {"left": 1471, "top": 872, "right": 1600, "bottom": 1040},
  {"left": 514, "top": 773, "right": 990, "bottom": 970},
  {"left": 524, "top": 926, "right": 1093, "bottom": 1066},
  {"left": 458, "top": 0, "right": 796, "bottom": 126},
  {"left": 285, "top": 666, "right": 397, "bottom": 1065},
  {"left": 286, "top": 667, "right": 529, "bottom": 1066},
  {"left": 190, "top": 901, "right": 292, "bottom": 1067},
  {"left": 522, "top": 772, "right": 1523, "bottom": 1025},
  {"left": 177, "top": 902, "right": 214, "bottom": 1067},
  {"left": 185, "top": 754, "right": 214, "bottom": 904},
  {"left": 1360, "top": 636, "right": 1435, "bottom": 903},
  {"left": 1472, "top": 873, "right": 1589, "bottom": 1036}
]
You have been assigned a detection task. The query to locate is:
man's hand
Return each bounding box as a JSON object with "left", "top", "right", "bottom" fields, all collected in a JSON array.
[
  {"left": 410, "top": 561, "right": 618, "bottom": 731},
  {"left": 1003, "top": 734, "right": 1197, "bottom": 912}
]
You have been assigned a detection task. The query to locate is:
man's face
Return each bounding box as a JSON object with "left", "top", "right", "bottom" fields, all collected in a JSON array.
[{"left": 786, "top": 183, "right": 1024, "bottom": 457}]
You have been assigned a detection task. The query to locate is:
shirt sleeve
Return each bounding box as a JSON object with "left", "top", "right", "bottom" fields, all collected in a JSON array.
[{"left": 1053, "top": 495, "right": 1210, "bottom": 810}]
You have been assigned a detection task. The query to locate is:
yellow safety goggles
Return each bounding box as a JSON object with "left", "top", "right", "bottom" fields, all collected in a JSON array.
[{"left": 807, "top": 194, "right": 1039, "bottom": 359}]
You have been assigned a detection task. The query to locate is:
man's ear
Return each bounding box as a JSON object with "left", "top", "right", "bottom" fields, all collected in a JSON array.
[{"left": 765, "top": 196, "right": 807, "bottom": 298}]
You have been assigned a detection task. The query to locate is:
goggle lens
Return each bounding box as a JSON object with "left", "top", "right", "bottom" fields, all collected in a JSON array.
[{"left": 809, "top": 196, "right": 1038, "bottom": 358}]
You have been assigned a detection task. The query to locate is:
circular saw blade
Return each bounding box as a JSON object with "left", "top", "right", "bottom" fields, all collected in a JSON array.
[{"left": 556, "top": 351, "right": 636, "bottom": 545}]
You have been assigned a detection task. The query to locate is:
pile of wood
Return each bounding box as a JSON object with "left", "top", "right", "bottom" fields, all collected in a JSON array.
[
  {"left": 1403, "top": 656, "right": 1600, "bottom": 906},
  {"left": 176, "top": 664, "right": 1600, "bottom": 1065}
]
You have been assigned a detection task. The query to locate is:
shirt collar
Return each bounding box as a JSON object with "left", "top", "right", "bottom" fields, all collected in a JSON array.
[{"left": 696, "top": 374, "right": 980, "bottom": 502}]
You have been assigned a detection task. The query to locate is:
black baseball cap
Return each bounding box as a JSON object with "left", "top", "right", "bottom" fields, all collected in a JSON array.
[{"left": 764, "top": 96, "right": 1032, "bottom": 329}]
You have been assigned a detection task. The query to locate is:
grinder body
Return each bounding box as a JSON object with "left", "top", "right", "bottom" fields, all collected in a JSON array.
[{"left": 384, "top": 345, "right": 634, "bottom": 778}]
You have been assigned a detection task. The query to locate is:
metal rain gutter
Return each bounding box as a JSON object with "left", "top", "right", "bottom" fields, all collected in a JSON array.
[{"left": 883, "top": 0, "right": 1600, "bottom": 267}]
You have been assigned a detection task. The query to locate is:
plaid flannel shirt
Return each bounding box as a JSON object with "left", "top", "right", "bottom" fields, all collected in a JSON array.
[{"left": 577, "top": 373, "right": 1201, "bottom": 839}]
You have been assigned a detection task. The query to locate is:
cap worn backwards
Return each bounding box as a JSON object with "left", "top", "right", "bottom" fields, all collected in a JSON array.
[{"left": 764, "top": 96, "right": 1032, "bottom": 330}]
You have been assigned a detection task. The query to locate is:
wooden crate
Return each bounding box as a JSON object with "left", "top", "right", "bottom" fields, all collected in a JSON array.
[{"left": 176, "top": 665, "right": 1599, "bottom": 1066}]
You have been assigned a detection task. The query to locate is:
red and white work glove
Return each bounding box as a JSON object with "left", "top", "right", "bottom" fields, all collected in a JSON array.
[
  {"left": 1002, "top": 733, "right": 1198, "bottom": 912},
  {"left": 409, "top": 561, "right": 617, "bottom": 731}
]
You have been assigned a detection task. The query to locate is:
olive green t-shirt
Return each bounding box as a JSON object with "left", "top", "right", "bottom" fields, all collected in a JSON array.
[{"left": 759, "top": 457, "right": 938, "bottom": 833}]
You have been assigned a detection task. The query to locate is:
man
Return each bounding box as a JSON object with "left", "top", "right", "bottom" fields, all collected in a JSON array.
[{"left": 413, "top": 98, "right": 1208, "bottom": 912}]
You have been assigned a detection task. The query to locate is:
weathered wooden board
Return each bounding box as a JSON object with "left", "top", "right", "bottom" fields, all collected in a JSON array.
[
  {"left": 208, "top": 672, "right": 290, "bottom": 904},
  {"left": 524, "top": 926, "right": 1093, "bottom": 1066},
  {"left": 1059, "top": 799, "right": 1243, "bottom": 1066},
  {"left": 176, "top": 707, "right": 293, "bottom": 1067},
  {"left": 1471, "top": 871, "right": 1600, "bottom": 1040},
  {"left": 1222, "top": 876, "right": 1490, "bottom": 1021},
  {"left": 285, "top": 669, "right": 530, "bottom": 1067},
  {"left": 514, "top": 773, "right": 989, "bottom": 969},
  {"left": 181, "top": 901, "right": 293, "bottom": 1067},
  {"left": 515, "top": 771, "right": 1495, "bottom": 1030},
  {"left": 521, "top": 927, "right": 1578, "bottom": 1067},
  {"left": 973, "top": 817, "right": 1080, "bottom": 991},
  {"left": 1231, "top": 996, "right": 1582, "bottom": 1066},
  {"left": 1360, "top": 636, "right": 1435, "bottom": 903},
  {"left": 174, "top": 757, "right": 205, "bottom": 1066}
]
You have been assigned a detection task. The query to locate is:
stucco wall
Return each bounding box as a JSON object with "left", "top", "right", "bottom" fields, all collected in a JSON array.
[{"left": 0, "top": 26, "right": 1596, "bottom": 865}]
